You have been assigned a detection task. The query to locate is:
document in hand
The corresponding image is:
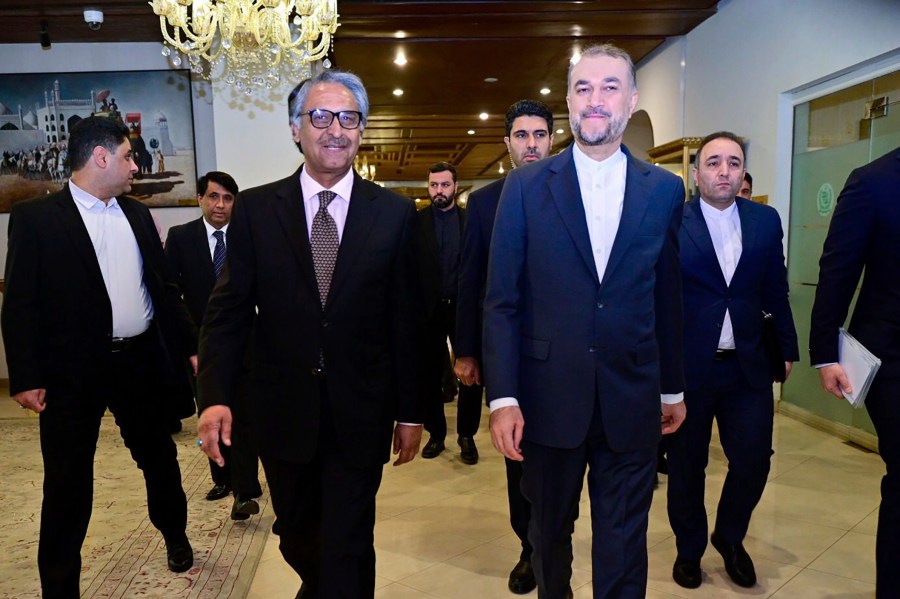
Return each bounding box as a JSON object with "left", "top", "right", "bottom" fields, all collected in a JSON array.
[{"left": 838, "top": 328, "right": 882, "bottom": 408}]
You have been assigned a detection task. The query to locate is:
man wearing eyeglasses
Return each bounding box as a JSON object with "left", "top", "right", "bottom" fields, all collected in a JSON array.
[{"left": 196, "top": 70, "right": 422, "bottom": 599}]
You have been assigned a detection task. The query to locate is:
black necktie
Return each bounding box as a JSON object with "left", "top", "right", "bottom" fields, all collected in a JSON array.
[
  {"left": 212, "top": 230, "right": 226, "bottom": 278},
  {"left": 310, "top": 190, "right": 339, "bottom": 307}
]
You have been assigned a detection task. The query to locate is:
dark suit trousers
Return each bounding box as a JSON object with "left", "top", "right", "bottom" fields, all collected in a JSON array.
[
  {"left": 863, "top": 375, "right": 900, "bottom": 599},
  {"left": 206, "top": 371, "right": 262, "bottom": 498},
  {"left": 521, "top": 399, "right": 656, "bottom": 599},
  {"left": 259, "top": 382, "right": 384, "bottom": 598},
  {"left": 37, "top": 337, "right": 188, "bottom": 599},
  {"left": 667, "top": 356, "right": 773, "bottom": 560},
  {"left": 423, "top": 300, "right": 482, "bottom": 440}
]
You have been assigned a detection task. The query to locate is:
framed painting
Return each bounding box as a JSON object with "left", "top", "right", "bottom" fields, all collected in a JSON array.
[{"left": 0, "top": 69, "right": 197, "bottom": 211}]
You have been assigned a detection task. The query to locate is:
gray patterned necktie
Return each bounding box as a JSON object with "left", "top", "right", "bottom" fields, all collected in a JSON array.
[
  {"left": 212, "top": 230, "right": 226, "bottom": 278},
  {"left": 310, "top": 190, "right": 339, "bottom": 307}
]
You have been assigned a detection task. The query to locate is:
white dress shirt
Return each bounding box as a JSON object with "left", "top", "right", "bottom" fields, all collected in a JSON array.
[
  {"left": 699, "top": 199, "right": 742, "bottom": 350},
  {"left": 300, "top": 166, "right": 354, "bottom": 240},
  {"left": 69, "top": 181, "right": 153, "bottom": 338},
  {"left": 203, "top": 219, "right": 229, "bottom": 260}
]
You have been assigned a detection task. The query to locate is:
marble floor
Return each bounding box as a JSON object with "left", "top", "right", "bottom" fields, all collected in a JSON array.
[{"left": 245, "top": 403, "right": 882, "bottom": 599}]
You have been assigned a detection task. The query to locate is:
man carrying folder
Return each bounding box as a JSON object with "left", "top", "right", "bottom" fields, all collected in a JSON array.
[{"left": 810, "top": 146, "right": 900, "bottom": 599}]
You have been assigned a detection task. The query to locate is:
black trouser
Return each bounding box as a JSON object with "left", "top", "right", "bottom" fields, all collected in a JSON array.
[
  {"left": 207, "top": 369, "right": 261, "bottom": 498},
  {"left": 38, "top": 335, "right": 187, "bottom": 599},
  {"left": 260, "top": 382, "right": 384, "bottom": 598},
  {"left": 422, "top": 299, "right": 482, "bottom": 440}
]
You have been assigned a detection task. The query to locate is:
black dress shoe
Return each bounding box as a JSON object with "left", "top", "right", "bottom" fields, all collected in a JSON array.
[
  {"left": 711, "top": 531, "right": 756, "bottom": 587},
  {"left": 458, "top": 436, "right": 479, "bottom": 465},
  {"left": 205, "top": 483, "right": 231, "bottom": 501},
  {"left": 231, "top": 497, "right": 260, "bottom": 520},
  {"left": 672, "top": 555, "right": 702, "bottom": 589},
  {"left": 421, "top": 437, "right": 445, "bottom": 459},
  {"left": 295, "top": 581, "right": 318, "bottom": 599},
  {"left": 165, "top": 535, "right": 193, "bottom": 573},
  {"left": 508, "top": 559, "right": 537, "bottom": 594}
]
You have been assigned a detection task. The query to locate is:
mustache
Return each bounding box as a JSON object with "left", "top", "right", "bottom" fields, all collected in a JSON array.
[
  {"left": 320, "top": 136, "right": 349, "bottom": 147},
  {"left": 581, "top": 108, "right": 612, "bottom": 118}
]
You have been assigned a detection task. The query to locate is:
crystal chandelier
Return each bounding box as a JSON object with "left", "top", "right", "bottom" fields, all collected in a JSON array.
[{"left": 149, "top": 0, "right": 340, "bottom": 93}]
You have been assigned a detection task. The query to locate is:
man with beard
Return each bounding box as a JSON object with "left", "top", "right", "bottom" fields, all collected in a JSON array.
[
  {"left": 417, "top": 162, "right": 482, "bottom": 464},
  {"left": 483, "top": 44, "right": 686, "bottom": 598},
  {"left": 455, "top": 99, "right": 557, "bottom": 594}
]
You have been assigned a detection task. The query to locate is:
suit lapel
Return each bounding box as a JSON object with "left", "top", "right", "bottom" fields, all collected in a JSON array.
[
  {"left": 53, "top": 187, "right": 106, "bottom": 290},
  {"left": 683, "top": 198, "right": 728, "bottom": 287},
  {"left": 329, "top": 174, "right": 380, "bottom": 304},
  {"left": 272, "top": 169, "right": 319, "bottom": 299},
  {"left": 732, "top": 197, "right": 758, "bottom": 283},
  {"left": 548, "top": 147, "right": 599, "bottom": 284},
  {"left": 602, "top": 149, "right": 652, "bottom": 285}
]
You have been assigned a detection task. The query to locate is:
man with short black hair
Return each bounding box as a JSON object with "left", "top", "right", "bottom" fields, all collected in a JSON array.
[
  {"left": 738, "top": 171, "right": 753, "bottom": 199},
  {"left": 2, "top": 115, "right": 198, "bottom": 597},
  {"left": 417, "top": 161, "right": 482, "bottom": 464}
]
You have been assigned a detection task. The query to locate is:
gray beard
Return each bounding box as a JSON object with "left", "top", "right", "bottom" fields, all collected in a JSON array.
[{"left": 570, "top": 112, "right": 629, "bottom": 147}]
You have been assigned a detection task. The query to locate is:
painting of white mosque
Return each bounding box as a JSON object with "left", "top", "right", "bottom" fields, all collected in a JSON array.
[{"left": 0, "top": 69, "right": 197, "bottom": 211}]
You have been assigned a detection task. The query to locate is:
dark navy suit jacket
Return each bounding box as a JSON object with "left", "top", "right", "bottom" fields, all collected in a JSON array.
[
  {"left": 680, "top": 197, "right": 799, "bottom": 391},
  {"left": 483, "top": 145, "right": 685, "bottom": 453}
]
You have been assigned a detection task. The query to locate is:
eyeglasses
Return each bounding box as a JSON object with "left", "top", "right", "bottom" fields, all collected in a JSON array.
[{"left": 303, "top": 109, "right": 363, "bottom": 130}]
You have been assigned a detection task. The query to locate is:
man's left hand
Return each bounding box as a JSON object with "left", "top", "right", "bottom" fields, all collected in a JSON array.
[
  {"left": 392, "top": 423, "right": 422, "bottom": 466},
  {"left": 189, "top": 355, "right": 199, "bottom": 375},
  {"left": 661, "top": 401, "right": 686, "bottom": 434}
]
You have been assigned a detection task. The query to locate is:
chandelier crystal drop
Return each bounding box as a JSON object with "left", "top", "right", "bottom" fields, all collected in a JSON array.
[{"left": 149, "top": 0, "right": 339, "bottom": 89}]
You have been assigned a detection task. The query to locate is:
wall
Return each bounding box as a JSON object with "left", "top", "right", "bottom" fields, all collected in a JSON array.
[{"left": 635, "top": 0, "right": 900, "bottom": 217}]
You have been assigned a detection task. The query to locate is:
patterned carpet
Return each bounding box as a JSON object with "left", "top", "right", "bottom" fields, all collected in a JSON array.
[{"left": 0, "top": 413, "right": 271, "bottom": 599}]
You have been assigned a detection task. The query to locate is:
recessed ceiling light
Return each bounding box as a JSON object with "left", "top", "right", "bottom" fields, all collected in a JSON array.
[
  {"left": 540, "top": 87, "right": 551, "bottom": 95},
  {"left": 394, "top": 31, "right": 407, "bottom": 39},
  {"left": 393, "top": 88, "right": 403, "bottom": 96},
  {"left": 484, "top": 77, "right": 498, "bottom": 83},
  {"left": 467, "top": 130, "right": 475, "bottom": 135},
  {"left": 394, "top": 51, "right": 407, "bottom": 66},
  {"left": 498, "top": 164, "right": 504, "bottom": 174},
  {"left": 556, "top": 129, "right": 564, "bottom": 134},
  {"left": 478, "top": 112, "right": 489, "bottom": 120}
]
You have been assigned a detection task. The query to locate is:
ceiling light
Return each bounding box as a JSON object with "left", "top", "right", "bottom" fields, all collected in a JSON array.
[
  {"left": 467, "top": 130, "right": 475, "bottom": 135},
  {"left": 556, "top": 129, "right": 564, "bottom": 134},
  {"left": 394, "top": 51, "right": 407, "bottom": 66},
  {"left": 484, "top": 77, "right": 498, "bottom": 83},
  {"left": 478, "top": 112, "right": 489, "bottom": 120},
  {"left": 498, "top": 163, "right": 504, "bottom": 174},
  {"left": 149, "top": 0, "right": 340, "bottom": 93},
  {"left": 395, "top": 30, "right": 407, "bottom": 39},
  {"left": 540, "top": 87, "right": 550, "bottom": 95},
  {"left": 393, "top": 88, "right": 403, "bottom": 96}
]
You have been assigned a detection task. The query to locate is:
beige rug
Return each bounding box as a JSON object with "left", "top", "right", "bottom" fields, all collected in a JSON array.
[{"left": 0, "top": 413, "right": 271, "bottom": 599}]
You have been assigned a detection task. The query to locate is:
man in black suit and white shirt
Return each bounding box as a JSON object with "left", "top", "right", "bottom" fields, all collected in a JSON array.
[
  {"left": 2, "top": 116, "right": 198, "bottom": 598},
  {"left": 455, "top": 99, "right": 555, "bottom": 593},
  {"left": 196, "top": 70, "right": 422, "bottom": 599},
  {"left": 165, "top": 171, "right": 262, "bottom": 519}
]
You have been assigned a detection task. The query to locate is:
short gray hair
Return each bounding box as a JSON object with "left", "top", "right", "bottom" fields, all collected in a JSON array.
[
  {"left": 567, "top": 43, "right": 637, "bottom": 92},
  {"left": 288, "top": 69, "right": 370, "bottom": 131}
]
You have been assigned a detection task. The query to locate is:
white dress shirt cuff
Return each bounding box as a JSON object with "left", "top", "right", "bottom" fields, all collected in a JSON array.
[
  {"left": 397, "top": 422, "right": 422, "bottom": 427},
  {"left": 661, "top": 393, "right": 684, "bottom": 405},
  {"left": 814, "top": 363, "right": 838, "bottom": 369},
  {"left": 489, "top": 397, "right": 520, "bottom": 412}
]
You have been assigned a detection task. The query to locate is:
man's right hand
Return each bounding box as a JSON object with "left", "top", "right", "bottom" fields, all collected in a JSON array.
[
  {"left": 13, "top": 388, "right": 47, "bottom": 413},
  {"left": 490, "top": 405, "right": 524, "bottom": 462},
  {"left": 454, "top": 356, "right": 482, "bottom": 387},
  {"left": 818, "top": 363, "right": 852, "bottom": 399},
  {"left": 198, "top": 405, "right": 233, "bottom": 467}
]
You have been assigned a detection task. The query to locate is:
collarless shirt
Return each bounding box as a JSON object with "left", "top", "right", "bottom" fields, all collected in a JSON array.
[
  {"left": 300, "top": 166, "right": 354, "bottom": 241},
  {"left": 69, "top": 181, "right": 153, "bottom": 338},
  {"left": 432, "top": 204, "right": 461, "bottom": 299},
  {"left": 203, "top": 219, "right": 229, "bottom": 260},
  {"left": 573, "top": 144, "right": 627, "bottom": 284},
  {"left": 699, "top": 198, "right": 742, "bottom": 350}
]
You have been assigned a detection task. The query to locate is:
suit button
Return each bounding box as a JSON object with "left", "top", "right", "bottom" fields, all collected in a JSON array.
[
  {"left": 589, "top": 346, "right": 596, "bottom": 353},
  {"left": 596, "top": 302, "right": 604, "bottom": 309},
  {"left": 322, "top": 321, "right": 330, "bottom": 328}
]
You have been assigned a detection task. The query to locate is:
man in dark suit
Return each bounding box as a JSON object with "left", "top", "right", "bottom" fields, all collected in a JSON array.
[
  {"left": 483, "top": 44, "right": 686, "bottom": 598},
  {"left": 455, "top": 99, "right": 554, "bottom": 593},
  {"left": 666, "top": 132, "right": 798, "bottom": 590},
  {"left": 196, "top": 70, "right": 422, "bottom": 599},
  {"left": 810, "top": 146, "right": 900, "bottom": 599},
  {"left": 165, "top": 171, "right": 262, "bottom": 519},
  {"left": 2, "top": 116, "right": 198, "bottom": 598},
  {"left": 417, "top": 161, "right": 482, "bottom": 464}
]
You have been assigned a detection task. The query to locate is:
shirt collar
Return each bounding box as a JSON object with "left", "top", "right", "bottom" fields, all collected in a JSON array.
[
  {"left": 202, "top": 218, "right": 228, "bottom": 238},
  {"left": 69, "top": 180, "right": 119, "bottom": 210},
  {"left": 699, "top": 197, "right": 738, "bottom": 221},
  {"left": 300, "top": 165, "right": 355, "bottom": 204},
  {"left": 572, "top": 143, "right": 625, "bottom": 174}
]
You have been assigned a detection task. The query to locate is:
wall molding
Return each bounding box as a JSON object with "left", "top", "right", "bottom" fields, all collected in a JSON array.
[{"left": 777, "top": 400, "right": 879, "bottom": 454}]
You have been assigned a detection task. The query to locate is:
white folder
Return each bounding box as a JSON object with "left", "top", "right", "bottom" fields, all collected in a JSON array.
[{"left": 838, "top": 328, "right": 882, "bottom": 408}]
